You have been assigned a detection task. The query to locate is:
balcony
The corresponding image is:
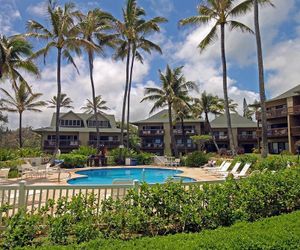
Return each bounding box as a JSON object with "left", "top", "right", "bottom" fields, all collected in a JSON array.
[
  {"left": 288, "top": 105, "right": 300, "bottom": 115},
  {"left": 88, "top": 140, "right": 120, "bottom": 148},
  {"left": 214, "top": 135, "right": 228, "bottom": 141},
  {"left": 176, "top": 144, "right": 197, "bottom": 150},
  {"left": 256, "top": 107, "right": 288, "bottom": 120},
  {"left": 141, "top": 143, "right": 164, "bottom": 149},
  {"left": 43, "top": 140, "right": 80, "bottom": 149},
  {"left": 173, "top": 129, "right": 196, "bottom": 135},
  {"left": 238, "top": 134, "right": 257, "bottom": 141},
  {"left": 291, "top": 126, "right": 300, "bottom": 136},
  {"left": 140, "top": 129, "right": 164, "bottom": 136},
  {"left": 257, "top": 128, "right": 288, "bottom": 138}
]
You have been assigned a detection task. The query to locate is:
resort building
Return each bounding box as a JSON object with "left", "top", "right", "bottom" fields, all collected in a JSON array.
[
  {"left": 134, "top": 110, "right": 204, "bottom": 156},
  {"left": 35, "top": 111, "right": 122, "bottom": 153},
  {"left": 210, "top": 113, "right": 258, "bottom": 153},
  {"left": 257, "top": 84, "right": 300, "bottom": 154},
  {"left": 134, "top": 110, "right": 258, "bottom": 155}
]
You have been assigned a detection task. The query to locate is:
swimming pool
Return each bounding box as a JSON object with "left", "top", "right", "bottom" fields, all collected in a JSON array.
[{"left": 67, "top": 168, "right": 196, "bottom": 185}]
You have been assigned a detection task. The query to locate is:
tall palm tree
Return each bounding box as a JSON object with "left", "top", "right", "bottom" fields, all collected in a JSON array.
[
  {"left": 193, "top": 91, "right": 223, "bottom": 152},
  {"left": 114, "top": 0, "right": 167, "bottom": 148},
  {"left": 180, "top": 0, "right": 253, "bottom": 154},
  {"left": 248, "top": 99, "right": 261, "bottom": 151},
  {"left": 141, "top": 65, "right": 197, "bottom": 157},
  {"left": 0, "top": 34, "right": 39, "bottom": 89},
  {"left": 27, "top": 0, "right": 94, "bottom": 154},
  {"left": 253, "top": 0, "right": 274, "bottom": 158},
  {"left": 0, "top": 81, "right": 46, "bottom": 148},
  {"left": 77, "top": 8, "right": 116, "bottom": 149},
  {"left": 47, "top": 93, "right": 74, "bottom": 109},
  {"left": 81, "top": 95, "right": 110, "bottom": 114}
]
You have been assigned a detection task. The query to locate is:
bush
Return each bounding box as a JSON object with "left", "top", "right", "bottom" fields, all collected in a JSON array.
[
  {"left": 185, "top": 151, "right": 209, "bottom": 167},
  {"left": 135, "top": 152, "right": 154, "bottom": 165},
  {"left": 16, "top": 147, "right": 45, "bottom": 158},
  {"left": 71, "top": 146, "right": 97, "bottom": 157},
  {"left": 0, "top": 148, "right": 17, "bottom": 161},
  {"left": 108, "top": 148, "right": 137, "bottom": 165},
  {"left": 59, "top": 154, "right": 87, "bottom": 168}
]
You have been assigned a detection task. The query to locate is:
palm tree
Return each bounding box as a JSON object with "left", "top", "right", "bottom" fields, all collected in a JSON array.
[
  {"left": 81, "top": 95, "right": 110, "bottom": 114},
  {"left": 141, "top": 65, "right": 197, "bottom": 157},
  {"left": 253, "top": 0, "right": 274, "bottom": 158},
  {"left": 0, "top": 81, "right": 46, "bottom": 148},
  {"left": 180, "top": 0, "right": 253, "bottom": 154},
  {"left": 47, "top": 93, "right": 74, "bottom": 109},
  {"left": 0, "top": 34, "right": 39, "bottom": 89},
  {"left": 193, "top": 91, "right": 223, "bottom": 152},
  {"left": 27, "top": 0, "right": 94, "bottom": 154},
  {"left": 114, "top": 0, "right": 167, "bottom": 148},
  {"left": 77, "top": 8, "right": 116, "bottom": 149},
  {"left": 248, "top": 99, "right": 261, "bottom": 151}
]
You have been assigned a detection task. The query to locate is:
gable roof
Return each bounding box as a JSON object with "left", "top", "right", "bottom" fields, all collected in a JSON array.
[
  {"left": 134, "top": 109, "right": 204, "bottom": 124},
  {"left": 210, "top": 113, "right": 257, "bottom": 128},
  {"left": 268, "top": 84, "right": 300, "bottom": 102}
]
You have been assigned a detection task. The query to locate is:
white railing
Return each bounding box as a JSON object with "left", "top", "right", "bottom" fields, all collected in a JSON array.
[{"left": 0, "top": 179, "right": 223, "bottom": 227}]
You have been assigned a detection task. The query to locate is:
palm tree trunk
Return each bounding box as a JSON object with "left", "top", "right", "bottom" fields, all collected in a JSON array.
[
  {"left": 88, "top": 50, "right": 100, "bottom": 149},
  {"left": 180, "top": 117, "right": 187, "bottom": 155},
  {"left": 120, "top": 42, "right": 131, "bottom": 148},
  {"left": 55, "top": 48, "right": 62, "bottom": 155},
  {"left": 254, "top": 0, "right": 268, "bottom": 158},
  {"left": 168, "top": 103, "right": 178, "bottom": 157},
  {"left": 220, "top": 23, "right": 236, "bottom": 155},
  {"left": 205, "top": 112, "right": 219, "bottom": 152},
  {"left": 126, "top": 46, "right": 136, "bottom": 148},
  {"left": 19, "top": 112, "right": 22, "bottom": 148}
]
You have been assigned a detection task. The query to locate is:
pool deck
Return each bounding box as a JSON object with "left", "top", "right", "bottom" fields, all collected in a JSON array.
[{"left": 3, "top": 165, "right": 223, "bottom": 186}]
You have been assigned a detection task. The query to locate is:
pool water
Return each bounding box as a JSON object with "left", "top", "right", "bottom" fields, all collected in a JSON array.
[{"left": 67, "top": 168, "right": 196, "bottom": 185}]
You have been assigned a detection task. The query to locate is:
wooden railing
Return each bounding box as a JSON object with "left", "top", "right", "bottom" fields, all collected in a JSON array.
[
  {"left": 257, "top": 128, "right": 288, "bottom": 137},
  {"left": 0, "top": 179, "right": 223, "bottom": 227},
  {"left": 291, "top": 126, "right": 300, "bottom": 136},
  {"left": 88, "top": 140, "right": 120, "bottom": 148},
  {"left": 173, "top": 129, "right": 196, "bottom": 135},
  {"left": 256, "top": 107, "right": 288, "bottom": 120},
  {"left": 288, "top": 105, "right": 300, "bottom": 115},
  {"left": 176, "top": 144, "right": 197, "bottom": 150},
  {"left": 141, "top": 143, "right": 164, "bottom": 149},
  {"left": 238, "top": 135, "right": 257, "bottom": 141},
  {"left": 44, "top": 140, "right": 80, "bottom": 148},
  {"left": 140, "top": 129, "right": 164, "bottom": 136},
  {"left": 214, "top": 135, "right": 228, "bottom": 141}
]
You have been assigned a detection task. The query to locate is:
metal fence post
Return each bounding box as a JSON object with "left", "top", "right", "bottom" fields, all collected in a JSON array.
[
  {"left": 18, "top": 180, "right": 26, "bottom": 209},
  {"left": 133, "top": 179, "right": 140, "bottom": 193}
]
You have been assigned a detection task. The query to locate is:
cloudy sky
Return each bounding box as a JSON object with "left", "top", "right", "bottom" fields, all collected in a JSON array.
[{"left": 1, "top": 0, "right": 300, "bottom": 129}]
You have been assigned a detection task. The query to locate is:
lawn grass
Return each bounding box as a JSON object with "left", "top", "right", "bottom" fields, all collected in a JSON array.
[{"left": 21, "top": 210, "right": 300, "bottom": 250}]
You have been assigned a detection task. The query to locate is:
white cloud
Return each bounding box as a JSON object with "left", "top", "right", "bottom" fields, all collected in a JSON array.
[
  {"left": 26, "top": 2, "right": 47, "bottom": 18},
  {"left": 0, "top": 0, "right": 21, "bottom": 34},
  {"left": 148, "top": 0, "right": 174, "bottom": 17}
]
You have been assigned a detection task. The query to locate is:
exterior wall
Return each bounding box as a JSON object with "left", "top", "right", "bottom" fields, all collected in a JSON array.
[{"left": 79, "top": 132, "right": 89, "bottom": 146}]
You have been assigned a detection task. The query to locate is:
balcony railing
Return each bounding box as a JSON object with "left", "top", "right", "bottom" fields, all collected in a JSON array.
[
  {"left": 257, "top": 128, "right": 288, "bottom": 137},
  {"left": 288, "top": 105, "right": 300, "bottom": 115},
  {"left": 256, "top": 107, "right": 288, "bottom": 120},
  {"left": 173, "top": 129, "right": 196, "bottom": 135},
  {"left": 176, "top": 144, "right": 197, "bottom": 150},
  {"left": 238, "top": 134, "right": 257, "bottom": 141},
  {"left": 291, "top": 126, "right": 300, "bottom": 136},
  {"left": 44, "top": 140, "right": 80, "bottom": 148},
  {"left": 140, "top": 129, "right": 164, "bottom": 136},
  {"left": 141, "top": 143, "right": 164, "bottom": 149},
  {"left": 88, "top": 140, "right": 120, "bottom": 148},
  {"left": 214, "top": 135, "right": 228, "bottom": 141}
]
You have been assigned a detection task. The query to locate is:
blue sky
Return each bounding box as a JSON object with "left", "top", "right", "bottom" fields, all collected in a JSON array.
[{"left": 1, "top": 0, "right": 300, "bottom": 128}]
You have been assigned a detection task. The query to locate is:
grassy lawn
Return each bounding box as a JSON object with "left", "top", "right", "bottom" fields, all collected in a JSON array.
[{"left": 22, "top": 210, "right": 300, "bottom": 250}]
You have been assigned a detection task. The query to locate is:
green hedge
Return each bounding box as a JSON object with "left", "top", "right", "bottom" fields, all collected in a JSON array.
[
  {"left": 20, "top": 210, "right": 300, "bottom": 250},
  {"left": 185, "top": 151, "right": 209, "bottom": 167},
  {"left": 108, "top": 148, "right": 154, "bottom": 165},
  {"left": 0, "top": 148, "right": 45, "bottom": 162},
  {"left": 59, "top": 154, "right": 87, "bottom": 168}
]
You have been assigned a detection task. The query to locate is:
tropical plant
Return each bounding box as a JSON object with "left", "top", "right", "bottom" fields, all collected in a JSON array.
[
  {"left": 0, "top": 81, "right": 46, "bottom": 147},
  {"left": 253, "top": 0, "right": 274, "bottom": 158},
  {"left": 0, "top": 34, "right": 39, "bottom": 88},
  {"left": 180, "top": 0, "right": 254, "bottom": 154},
  {"left": 77, "top": 8, "right": 116, "bottom": 149},
  {"left": 114, "top": 0, "right": 167, "bottom": 148},
  {"left": 27, "top": 0, "right": 94, "bottom": 154},
  {"left": 141, "top": 65, "right": 197, "bottom": 157},
  {"left": 81, "top": 95, "right": 110, "bottom": 114},
  {"left": 193, "top": 91, "right": 223, "bottom": 152},
  {"left": 47, "top": 93, "right": 74, "bottom": 109}
]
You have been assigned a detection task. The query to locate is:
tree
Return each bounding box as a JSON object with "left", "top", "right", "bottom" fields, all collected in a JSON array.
[
  {"left": 81, "top": 95, "right": 110, "bottom": 114},
  {"left": 253, "top": 0, "right": 274, "bottom": 158},
  {"left": 193, "top": 91, "right": 223, "bottom": 152},
  {"left": 47, "top": 93, "right": 74, "bottom": 109},
  {"left": 0, "top": 34, "right": 39, "bottom": 89},
  {"left": 180, "top": 0, "right": 253, "bottom": 154},
  {"left": 27, "top": 0, "right": 94, "bottom": 154},
  {"left": 114, "top": 0, "right": 167, "bottom": 148},
  {"left": 248, "top": 99, "right": 261, "bottom": 151},
  {"left": 77, "top": 8, "right": 116, "bottom": 149},
  {"left": 141, "top": 65, "right": 197, "bottom": 157},
  {"left": 0, "top": 81, "right": 46, "bottom": 148}
]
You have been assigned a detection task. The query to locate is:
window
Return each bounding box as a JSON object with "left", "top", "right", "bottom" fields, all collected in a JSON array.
[
  {"left": 60, "top": 119, "right": 82, "bottom": 127},
  {"left": 87, "top": 120, "right": 110, "bottom": 128}
]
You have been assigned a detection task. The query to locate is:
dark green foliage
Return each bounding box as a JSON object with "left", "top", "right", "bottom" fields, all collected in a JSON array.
[
  {"left": 108, "top": 148, "right": 154, "bottom": 165},
  {"left": 0, "top": 148, "right": 17, "bottom": 161},
  {"left": 59, "top": 154, "right": 87, "bottom": 168},
  {"left": 135, "top": 152, "right": 154, "bottom": 165},
  {"left": 185, "top": 151, "right": 209, "bottom": 167},
  {"left": 71, "top": 146, "right": 97, "bottom": 156}
]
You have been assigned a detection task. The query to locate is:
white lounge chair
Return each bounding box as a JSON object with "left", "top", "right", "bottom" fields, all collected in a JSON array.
[
  {"left": 234, "top": 163, "right": 251, "bottom": 178},
  {"left": 211, "top": 162, "right": 231, "bottom": 174},
  {"left": 204, "top": 160, "right": 227, "bottom": 171},
  {"left": 0, "top": 168, "right": 10, "bottom": 181},
  {"left": 221, "top": 162, "right": 241, "bottom": 178}
]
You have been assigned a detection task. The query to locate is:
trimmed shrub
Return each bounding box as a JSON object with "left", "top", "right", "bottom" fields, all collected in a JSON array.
[
  {"left": 59, "top": 154, "right": 87, "bottom": 168},
  {"left": 135, "top": 152, "right": 154, "bottom": 165},
  {"left": 108, "top": 148, "right": 137, "bottom": 165},
  {"left": 185, "top": 151, "right": 209, "bottom": 167},
  {"left": 71, "top": 146, "right": 97, "bottom": 156}
]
